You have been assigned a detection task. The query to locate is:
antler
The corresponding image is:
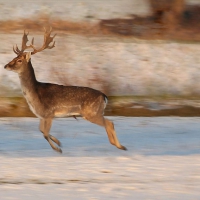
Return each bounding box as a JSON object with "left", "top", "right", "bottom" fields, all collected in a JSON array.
[
  {"left": 13, "top": 30, "right": 32, "bottom": 55},
  {"left": 30, "top": 27, "right": 56, "bottom": 55},
  {"left": 13, "top": 27, "right": 56, "bottom": 55}
]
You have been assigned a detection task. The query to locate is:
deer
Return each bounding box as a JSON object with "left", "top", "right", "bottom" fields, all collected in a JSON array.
[{"left": 4, "top": 28, "right": 127, "bottom": 153}]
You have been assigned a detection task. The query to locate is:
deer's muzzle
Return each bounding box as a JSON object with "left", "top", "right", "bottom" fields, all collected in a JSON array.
[{"left": 4, "top": 64, "right": 11, "bottom": 70}]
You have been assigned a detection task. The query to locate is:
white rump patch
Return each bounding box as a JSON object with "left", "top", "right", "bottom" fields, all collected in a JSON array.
[{"left": 104, "top": 96, "right": 108, "bottom": 109}]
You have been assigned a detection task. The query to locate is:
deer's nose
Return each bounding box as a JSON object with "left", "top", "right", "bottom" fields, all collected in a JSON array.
[{"left": 4, "top": 64, "right": 7, "bottom": 69}]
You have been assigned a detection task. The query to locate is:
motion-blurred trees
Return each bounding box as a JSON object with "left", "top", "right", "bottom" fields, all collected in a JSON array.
[{"left": 149, "top": 0, "right": 185, "bottom": 29}]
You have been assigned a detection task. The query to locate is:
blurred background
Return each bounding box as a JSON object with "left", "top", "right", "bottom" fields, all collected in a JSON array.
[
  {"left": 0, "top": 0, "right": 200, "bottom": 116},
  {"left": 1, "top": 1, "right": 200, "bottom": 199}
]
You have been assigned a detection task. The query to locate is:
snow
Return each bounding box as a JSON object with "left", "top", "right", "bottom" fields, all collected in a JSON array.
[
  {"left": 0, "top": 0, "right": 149, "bottom": 22},
  {"left": 1, "top": 33, "right": 200, "bottom": 96},
  {"left": 0, "top": 117, "right": 200, "bottom": 199}
]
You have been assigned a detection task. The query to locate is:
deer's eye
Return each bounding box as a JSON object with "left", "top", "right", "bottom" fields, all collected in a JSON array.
[{"left": 17, "top": 59, "right": 22, "bottom": 63}]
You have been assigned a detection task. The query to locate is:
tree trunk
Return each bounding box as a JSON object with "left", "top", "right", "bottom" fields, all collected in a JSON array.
[{"left": 149, "top": 0, "right": 185, "bottom": 29}]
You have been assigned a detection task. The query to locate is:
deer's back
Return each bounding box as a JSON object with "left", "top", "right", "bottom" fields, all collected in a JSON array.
[
  {"left": 33, "top": 83, "right": 107, "bottom": 118},
  {"left": 37, "top": 83, "right": 106, "bottom": 104}
]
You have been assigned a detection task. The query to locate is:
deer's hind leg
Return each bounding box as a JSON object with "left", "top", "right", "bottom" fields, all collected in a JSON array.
[
  {"left": 86, "top": 115, "right": 127, "bottom": 150},
  {"left": 84, "top": 115, "right": 127, "bottom": 150},
  {"left": 39, "top": 118, "right": 62, "bottom": 153},
  {"left": 104, "top": 117, "right": 127, "bottom": 150},
  {"left": 81, "top": 95, "right": 126, "bottom": 150}
]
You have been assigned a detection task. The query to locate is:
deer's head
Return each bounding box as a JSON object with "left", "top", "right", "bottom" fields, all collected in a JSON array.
[
  {"left": 4, "top": 52, "right": 32, "bottom": 73},
  {"left": 4, "top": 28, "right": 56, "bottom": 74}
]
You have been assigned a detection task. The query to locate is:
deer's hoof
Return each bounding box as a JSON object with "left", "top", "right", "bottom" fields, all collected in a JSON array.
[
  {"left": 118, "top": 145, "right": 127, "bottom": 151},
  {"left": 55, "top": 147, "right": 62, "bottom": 153}
]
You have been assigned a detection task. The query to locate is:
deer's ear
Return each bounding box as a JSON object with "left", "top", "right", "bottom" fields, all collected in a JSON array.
[{"left": 25, "top": 52, "right": 31, "bottom": 62}]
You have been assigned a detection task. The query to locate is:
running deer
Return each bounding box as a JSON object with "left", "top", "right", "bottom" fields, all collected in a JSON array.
[{"left": 4, "top": 28, "right": 126, "bottom": 153}]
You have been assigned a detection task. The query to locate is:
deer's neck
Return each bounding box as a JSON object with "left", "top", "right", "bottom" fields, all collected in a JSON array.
[
  {"left": 18, "top": 61, "right": 38, "bottom": 95},
  {"left": 18, "top": 61, "right": 43, "bottom": 118}
]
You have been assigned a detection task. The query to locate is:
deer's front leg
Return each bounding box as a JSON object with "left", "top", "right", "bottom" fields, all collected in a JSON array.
[{"left": 39, "top": 118, "right": 62, "bottom": 153}]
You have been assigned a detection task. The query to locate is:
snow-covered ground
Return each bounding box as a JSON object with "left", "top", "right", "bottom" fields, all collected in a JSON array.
[
  {"left": 0, "top": 0, "right": 150, "bottom": 22},
  {"left": 0, "top": 117, "right": 200, "bottom": 199},
  {"left": 1, "top": 0, "right": 200, "bottom": 96},
  {"left": 1, "top": 33, "right": 200, "bottom": 96}
]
